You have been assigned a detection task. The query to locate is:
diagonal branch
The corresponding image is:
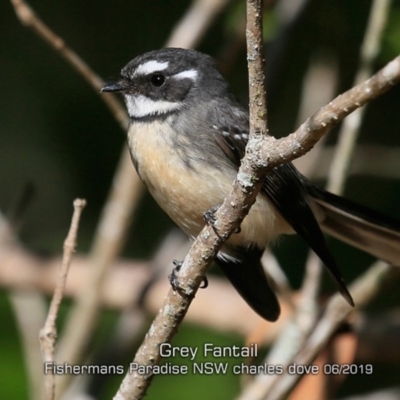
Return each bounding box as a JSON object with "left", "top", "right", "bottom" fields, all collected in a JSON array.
[
  {"left": 258, "top": 55, "right": 400, "bottom": 168},
  {"left": 266, "top": 261, "right": 395, "bottom": 400},
  {"left": 238, "top": 261, "right": 395, "bottom": 400}
]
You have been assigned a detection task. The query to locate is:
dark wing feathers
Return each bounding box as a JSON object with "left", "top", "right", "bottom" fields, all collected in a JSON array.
[
  {"left": 210, "top": 107, "right": 353, "bottom": 307},
  {"left": 262, "top": 164, "right": 354, "bottom": 305}
]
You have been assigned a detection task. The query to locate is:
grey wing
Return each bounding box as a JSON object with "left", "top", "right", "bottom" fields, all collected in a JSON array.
[{"left": 210, "top": 103, "right": 353, "bottom": 306}]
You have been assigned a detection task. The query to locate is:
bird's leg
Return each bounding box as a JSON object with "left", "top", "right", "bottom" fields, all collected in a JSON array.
[
  {"left": 168, "top": 259, "right": 183, "bottom": 292},
  {"left": 203, "top": 205, "right": 241, "bottom": 234},
  {"left": 203, "top": 205, "right": 220, "bottom": 236},
  {"left": 168, "top": 260, "right": 208, "bottom": 293}
]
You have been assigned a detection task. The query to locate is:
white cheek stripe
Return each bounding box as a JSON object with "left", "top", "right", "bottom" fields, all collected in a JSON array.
[
  {"left": 173, "top": 69, "right": 198, "bottom": 80},
  {"left": 133, "top": 60, "right": 169, "bottom": 77},
  {"left": 125, "top": 95, "right": 182, "bottom": 118}
]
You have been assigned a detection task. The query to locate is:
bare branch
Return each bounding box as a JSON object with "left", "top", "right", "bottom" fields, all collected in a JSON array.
[
  {"left": 238, "top": 261, "right": 395, "bottom": 400},
  {"left": 261, "top": 250, "right": 294, "bottom": 311},
  {"left": 260, "top": 54, "right": 400, "bottom": 168},
  {"left": 246, "top": 0, "right": 269, "bottom": 135},
  {"left": 39, "top": 199, "right": 86, "bottom": 400},
  {"left": 57, "top": 151, "right": 142, "bottom": 378},
  {"left": 266, "top": 261, "right": 394, "bottom": 400}
]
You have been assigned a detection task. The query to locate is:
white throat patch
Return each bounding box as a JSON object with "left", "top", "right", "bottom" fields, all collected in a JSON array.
[{"left": 124, "top": 94, "right": 182, "bottom": 118}]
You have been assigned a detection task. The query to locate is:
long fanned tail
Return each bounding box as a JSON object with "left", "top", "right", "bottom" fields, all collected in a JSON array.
[{"left": 309, "top": 185, "right": 400, "bottom": 266}]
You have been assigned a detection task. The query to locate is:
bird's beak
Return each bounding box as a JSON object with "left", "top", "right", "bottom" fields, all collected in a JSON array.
[{"left": 101, "top": 80, "right": 129, "bottom": 93}]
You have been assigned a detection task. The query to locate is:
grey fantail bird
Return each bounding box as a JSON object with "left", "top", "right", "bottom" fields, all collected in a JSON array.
[{"left": 102, "top": 48, "right": 400, "bottom": 321}]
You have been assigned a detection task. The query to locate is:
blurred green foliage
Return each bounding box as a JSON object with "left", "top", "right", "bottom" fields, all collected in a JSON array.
[{"left": 2, "top": 0, "right": 400, "bottom": 399}]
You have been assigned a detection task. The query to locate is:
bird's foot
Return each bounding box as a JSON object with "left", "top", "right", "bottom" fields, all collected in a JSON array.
[
  {"left": 203, "top": 205, "right": 241, "bottom": 235},
  {"left": 203, "top": 205, "right": 222, "bottom": 237},
  {"left": 168, "top": 260, "right": 183, "bottom": 292},
  {"left": 168, "top": 260, "right": 208, "bottom": 293}
]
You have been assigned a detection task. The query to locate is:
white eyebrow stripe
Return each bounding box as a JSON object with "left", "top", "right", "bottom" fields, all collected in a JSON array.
[
  {"left": 133, "top": 60, "right": 169, "bottom": 76},
  {"left": 173, "top": 69, "right": 198, "bottom": 80},
  {"left": 124, "top": 94, "right": 183, "bottom": 118}
]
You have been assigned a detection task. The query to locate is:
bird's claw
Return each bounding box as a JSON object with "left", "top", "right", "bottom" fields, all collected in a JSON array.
[
  {"left": 168, "top": 260, "right": 208, "bottom": 292},
  {"left": 203, "top": 205, "right": 221, "bottom": 237}
]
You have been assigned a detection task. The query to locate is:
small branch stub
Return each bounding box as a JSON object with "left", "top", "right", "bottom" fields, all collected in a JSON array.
[{"left": 39, "top": 199, "right": 86, "bottom": 400}]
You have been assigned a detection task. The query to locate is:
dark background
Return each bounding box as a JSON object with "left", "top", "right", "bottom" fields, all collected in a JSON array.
[{"left": 1, "top": 0, "right": 400, "bottom": 398}]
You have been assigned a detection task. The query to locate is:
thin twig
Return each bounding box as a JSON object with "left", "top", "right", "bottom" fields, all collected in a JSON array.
[
  {"left": 39, "top": 199, "right": 86, "bottom": 400},
  {"left": 257, "top": 54, "right": 400, "bottom": 167},
  {"left": 57, "top": 150, "right": 142, "bottom": 379},
  {"left": 266, "top": 261, "right": 394, "bottom": 400},
  {"left": 246, "top": 0, "right": 269, "bottom": 136},
  {"left": 237, "top": 261, "right": 394, "bottom": 400}
]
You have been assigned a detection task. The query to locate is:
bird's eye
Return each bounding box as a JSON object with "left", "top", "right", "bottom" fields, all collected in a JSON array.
[{"left": 150, "top": 74, "right": 165, "bottom": 87}]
